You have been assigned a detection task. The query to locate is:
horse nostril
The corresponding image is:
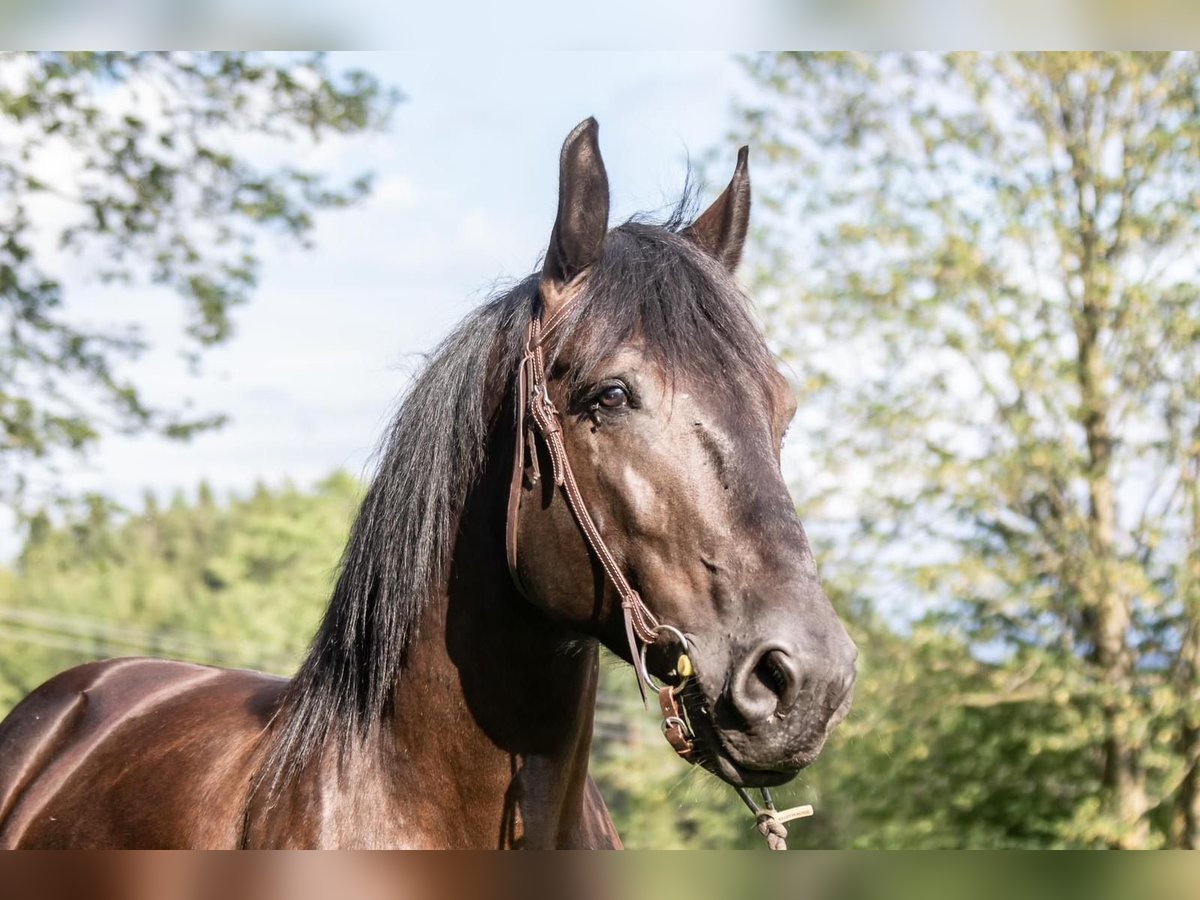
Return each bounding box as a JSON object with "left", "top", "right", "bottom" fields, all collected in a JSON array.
[
  {"left": 757, "top": 650, "right": 795, "bottom": 702},
  {"left": 731, "top": 644, "right": 803, "bottom": 724}
]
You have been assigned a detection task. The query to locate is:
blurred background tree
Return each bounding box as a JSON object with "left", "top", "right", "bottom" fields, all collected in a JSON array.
[
  {"left": 3, "top": 52, "right": 1199, "bottom": 849},
  {"left": 0, "top": 474, "right": 361, "bottom": 713},
  {"left": 736, "top": 51, "right": 1200, "bottom": 847},
  {"left": 0, "top": 51, "right": 397, "bottom": 508}
]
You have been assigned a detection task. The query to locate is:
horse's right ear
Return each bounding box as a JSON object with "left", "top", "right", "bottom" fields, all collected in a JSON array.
[{"left": 542, "top": 117, "right": 609, "bottom": 308}]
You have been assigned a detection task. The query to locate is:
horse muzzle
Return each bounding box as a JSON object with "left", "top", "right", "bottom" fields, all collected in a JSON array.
[{"left": 682, "top": 630, "right": 858, "bottom": 787}]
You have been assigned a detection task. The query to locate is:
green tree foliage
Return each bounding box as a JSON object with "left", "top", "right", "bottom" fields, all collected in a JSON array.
[
  {"left": 736, "top": 52, "right": 1200, "bottom": 848},
  {"left": 765, "top": 592, "right": 1104, "bottom": 848},
  {"left": 0, "top": 52, "right": 397, "bottom": 505},
  {"left": 0, "top": 474, "right": 361, "bottom": 712}
]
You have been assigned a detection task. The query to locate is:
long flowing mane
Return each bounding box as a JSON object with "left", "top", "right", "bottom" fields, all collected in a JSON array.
[{"left": 258, "top": 214, "right": 778, "bottom": 791}]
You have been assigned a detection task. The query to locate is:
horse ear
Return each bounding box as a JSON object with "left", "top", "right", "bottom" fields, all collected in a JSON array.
[
  {"left": 684, "top": 146, "right": 751, "bottom": 272},
  {"left": 542, "top": 117, "right": 610, "bottom": 304}
]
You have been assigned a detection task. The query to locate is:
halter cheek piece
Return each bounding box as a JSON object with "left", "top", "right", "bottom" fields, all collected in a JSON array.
[
  {"left": 504, "top": 277, "right": 810, "bottom": 848},
  {"left": 504, "top": 282, "right": 676, "bottom": 676},
  {"left": 505, "top": 278, "right": 692, "bottom": 722}
]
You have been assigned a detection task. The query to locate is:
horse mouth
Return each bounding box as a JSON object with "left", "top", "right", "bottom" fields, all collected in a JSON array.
[{"left": 675, "top": 681, "right": 813, "bottom": 789}]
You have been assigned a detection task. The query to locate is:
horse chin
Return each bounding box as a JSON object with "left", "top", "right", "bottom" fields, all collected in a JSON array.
[
  {"left": 706, "top": 752, "right": 799, "bottom": 789},
  {"left": 676, "top": 684, "right": 809, "bottom": 789}
]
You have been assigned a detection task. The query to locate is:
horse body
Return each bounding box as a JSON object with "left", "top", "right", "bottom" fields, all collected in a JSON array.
[
  {"left": 0, "top": 658, "right": 280, "bottom": 848},
  {"left": 0, "top": 119, "right": 855, "bottom": 848}
]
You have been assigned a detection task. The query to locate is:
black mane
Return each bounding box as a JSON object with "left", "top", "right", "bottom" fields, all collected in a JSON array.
[{"left": 260, "top": 215, "right": 777, "bottom": 789}]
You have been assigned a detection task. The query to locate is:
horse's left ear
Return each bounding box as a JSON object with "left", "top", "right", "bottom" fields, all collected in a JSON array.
[{"left": 684, "top": 146, "right": 751, "bottom": 272}]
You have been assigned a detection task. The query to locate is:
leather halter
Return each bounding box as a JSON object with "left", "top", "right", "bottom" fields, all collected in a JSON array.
[
  {"left": 504, "top": 307, "right": 662, "bottom": 665},
  {"left": 505, "top": 278, "right": 666, "bottom": 699}
]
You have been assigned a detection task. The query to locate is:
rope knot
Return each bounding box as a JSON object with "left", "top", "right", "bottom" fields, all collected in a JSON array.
[{"left": 755, "top": 813, "right": 789, "bottom": 851}]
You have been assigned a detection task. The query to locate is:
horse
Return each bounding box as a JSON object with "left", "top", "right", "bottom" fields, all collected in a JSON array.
[{"left": 0, "top": 118, "right": 857, "bottom": 849}]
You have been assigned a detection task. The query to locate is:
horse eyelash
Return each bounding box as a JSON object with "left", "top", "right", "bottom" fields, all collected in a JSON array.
[{"left": 581, "top": 379, "right": 636, "bottom": 417}]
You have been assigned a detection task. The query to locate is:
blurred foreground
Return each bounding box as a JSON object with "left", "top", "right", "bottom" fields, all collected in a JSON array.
[
  {"left": 0, "top": 846, "right": 1198, "bottom": 894},
  {"left": 2, "top": 0, "right": 1199, "bottom": 48}
]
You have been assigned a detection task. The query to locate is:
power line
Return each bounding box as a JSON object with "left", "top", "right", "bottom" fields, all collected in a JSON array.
[
  {"left": 0, "top": 605, "right": 297, "bottom": 662},
  {"left": 0, "top": 611, "right": 296, "bottom": 673},
  {"left": 0, "top": 606, "right": 654, "bottom": 729}
]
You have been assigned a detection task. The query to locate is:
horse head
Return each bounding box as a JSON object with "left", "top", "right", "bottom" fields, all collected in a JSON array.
[{"left": 508, "top": 119, "right": 857, "bottom": 788}]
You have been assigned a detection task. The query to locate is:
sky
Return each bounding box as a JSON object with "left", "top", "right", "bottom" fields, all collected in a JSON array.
[{"left": 0, "top": 52, "right": 760, "bottom": 559}]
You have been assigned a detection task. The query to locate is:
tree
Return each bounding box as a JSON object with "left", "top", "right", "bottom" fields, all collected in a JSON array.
[
  {"left": 0, "top": 472, "right": 364, "bottom": 714},
  {"left": 0, "top": 52, "right": 397, "bottom": 507},
  {"left": 737, "top": 52, "right": 1200, "bottom": 847}
]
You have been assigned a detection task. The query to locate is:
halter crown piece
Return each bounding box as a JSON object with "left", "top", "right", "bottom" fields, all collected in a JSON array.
[{"left": 504, "top": 275, "right": 808, "bottom": 849}]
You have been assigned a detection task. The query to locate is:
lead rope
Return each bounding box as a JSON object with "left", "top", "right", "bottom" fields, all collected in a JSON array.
[
  {"left": 735, "top": 786, "right": 814, "bottom": 851},
  {"left": 509, "top": 301, "right": 809, "bottom": 849}
]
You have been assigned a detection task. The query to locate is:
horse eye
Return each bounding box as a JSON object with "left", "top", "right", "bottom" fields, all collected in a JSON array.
[{"left": 598, "top": 385, "right": 629, "bottom": 409}]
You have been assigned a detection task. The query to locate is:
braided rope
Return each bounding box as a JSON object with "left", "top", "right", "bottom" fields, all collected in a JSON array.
[{"left": 755, "top": 814, "right": 789, "bottom": 851}]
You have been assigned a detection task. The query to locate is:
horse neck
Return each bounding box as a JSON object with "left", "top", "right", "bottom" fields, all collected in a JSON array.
[{"left": 379, "top": 443, "right": 603, "bottom": 848}]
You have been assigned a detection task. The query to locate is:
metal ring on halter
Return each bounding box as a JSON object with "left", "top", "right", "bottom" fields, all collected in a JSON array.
[
  {"left": 637, "top": 624, "right": 692, "bottom": 691},
  {"left": 655, "top": 624, "right": 689, "bottom": 649},
  {"left": 662, "top": 716, "right": 687, "bottom": 733}
]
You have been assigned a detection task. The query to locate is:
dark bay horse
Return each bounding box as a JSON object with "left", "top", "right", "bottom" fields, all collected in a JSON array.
[{"left": 0, "top": 119, "right": 856, "bottom": 849}]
